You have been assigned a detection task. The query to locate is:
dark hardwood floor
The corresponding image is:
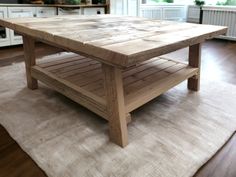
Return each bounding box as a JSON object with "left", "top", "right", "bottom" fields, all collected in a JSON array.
[{"left": 0, "top": 40, "right": 236, "bottom": 177}]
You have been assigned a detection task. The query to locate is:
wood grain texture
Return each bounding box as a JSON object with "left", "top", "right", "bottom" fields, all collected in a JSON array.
[
  {"left": 31, "top": 52, "right": 199, "bottom": 147},
  {"left": 0, "top": 15, "right": 228, "bottom": 149},
  {"left": 0, "top": 15, "right": 227, "bottom": 67},
  {"left": 23, "top": 36, "right": 38, "bottom": 90},
  {"left": 37, "top": 54, "right": 198, "bottom": 114},
  {"left": 31, "top": 65, "right": 108, "bottom": 120},
  {"left": 195, "top": 132, "right": 236, "bottom": 177},
  {"left": 102, "top": 64, "right": 128, "bottom": 147},
  {"left": 0, "top": 43, "right": 62, "bottom": 66},
  {"left": 0, "top": 126, "right": 47, "bottom": 177},
  {"left": 188, "top": 44, "right": 201, "bottom": 91},
  {"left": 31, "top": 54, "right": 198, "bottom": 147}
]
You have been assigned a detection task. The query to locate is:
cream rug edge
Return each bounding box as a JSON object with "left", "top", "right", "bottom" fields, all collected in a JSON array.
[{"left": 0, "top": 62, "right": 236, "bottom": 177}]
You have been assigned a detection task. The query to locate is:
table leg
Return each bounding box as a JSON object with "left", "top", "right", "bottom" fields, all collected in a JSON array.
[
  {"left": 188, "top": 43, "right": 201, "bottom": 91},
  {"left": 23, "top": 36, "right": 38, "bottom": 90},
  {"left": 102, "top": 64, "right": 128, "bottom": 147}
]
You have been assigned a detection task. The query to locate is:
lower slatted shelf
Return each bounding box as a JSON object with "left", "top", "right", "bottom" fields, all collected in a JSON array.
[{"left": 33, "top": 52, "right": 199, "bottom": 114}]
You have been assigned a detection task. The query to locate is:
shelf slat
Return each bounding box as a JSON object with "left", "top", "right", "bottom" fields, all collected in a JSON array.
[
  {"left": 125, "top": 66, "right": 198, "bottom": 112},
  {"left": 31, "top": 65, "right": 107, "bottom": 119},
  {"left": 36, "top": 53, "right": 198, "bottom": 115}
]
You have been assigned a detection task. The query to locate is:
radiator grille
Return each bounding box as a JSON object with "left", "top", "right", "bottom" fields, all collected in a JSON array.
[
  {"left": 203, "top": 8, "right": 236, "bottom": 40},
  {"left": 140, "top": 8, "right": 162, "bottom": 19},
  {"left": 140, "top": 6, "right": 186, "bottom": 21}
]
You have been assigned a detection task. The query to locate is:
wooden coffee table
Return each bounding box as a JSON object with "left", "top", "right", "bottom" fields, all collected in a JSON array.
[{"left": 0, "top": 15, "right": 227, "bottom": 147}]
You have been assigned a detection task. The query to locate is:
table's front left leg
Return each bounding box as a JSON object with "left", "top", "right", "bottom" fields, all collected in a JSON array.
[
  {"left": 102, "top": 64, "right": 128, "bottom": 147},
  {"left": 23, "top": 36, "right": 38, "bottom": 90},
  {"left": 188, "top": 43, "right": 201, "bottom": 91}
]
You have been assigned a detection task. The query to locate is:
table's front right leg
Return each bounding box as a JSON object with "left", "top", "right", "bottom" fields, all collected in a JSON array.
[
  {"left": 23, "top": 36, "right": 38, "bottom": 90},
  {"left": 102, "top": 64, "right": 128, "bottom": 148}
]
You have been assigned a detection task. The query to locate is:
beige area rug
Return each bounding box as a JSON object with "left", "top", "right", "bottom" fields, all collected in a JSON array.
[{"left": 0, "top": 55, "right": 236, "bottom": 177}]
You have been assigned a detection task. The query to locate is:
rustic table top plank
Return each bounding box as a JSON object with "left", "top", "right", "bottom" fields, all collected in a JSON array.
[{"left": 0, "top": 15, "right": 227, "bottom": 67}]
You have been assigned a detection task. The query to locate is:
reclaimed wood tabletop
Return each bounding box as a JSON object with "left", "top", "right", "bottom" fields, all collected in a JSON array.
[{"left": 0, "top": 15, "right": 227, "bottom": 67}]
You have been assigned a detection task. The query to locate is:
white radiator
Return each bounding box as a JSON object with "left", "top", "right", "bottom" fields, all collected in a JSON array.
[
  {"left": 140, "top": 7, "right": 162, "bottom": 19},
  {"left": 202, "top": 6, "right": 236, "bottom": 41},
  {"left": 140, "top": 5, "right": 186, "bottom": 21}
]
